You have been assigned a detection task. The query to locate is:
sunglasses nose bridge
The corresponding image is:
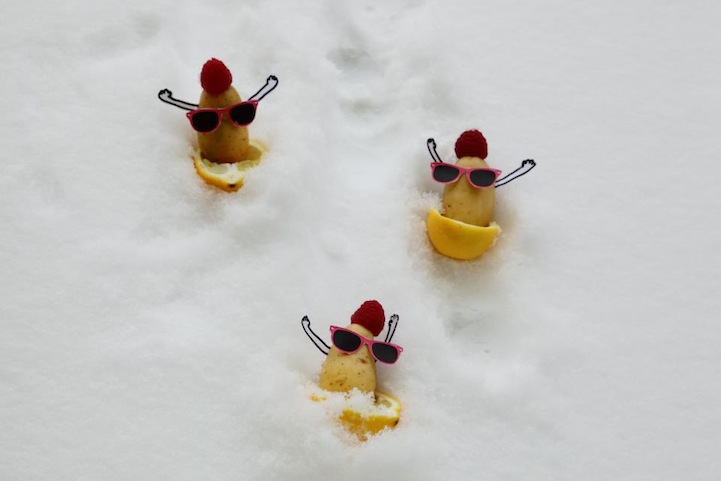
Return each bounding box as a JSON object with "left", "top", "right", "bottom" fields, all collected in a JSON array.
[
  {"left": 463, "top": 169, "right": 476, "bottom": 185},
  {"left": 352, "top": 336, "right": 372, "bottom": 354},
  {"left": 218, "top": 107, "right": 230, "bottom": 123}
]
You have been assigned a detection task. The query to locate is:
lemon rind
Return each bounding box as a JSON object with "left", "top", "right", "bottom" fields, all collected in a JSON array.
[
  {"left": 310, "top": 389, "right": 401, "bottom": 441},
  {"left": 191, "top": 139, "right": 267, "bottom": 192},
  {"left": 426, "top": 208, "right": 500, "bottom": 260}
]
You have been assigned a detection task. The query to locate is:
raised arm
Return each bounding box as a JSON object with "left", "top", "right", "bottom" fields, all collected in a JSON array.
[
  {"left": 495, "top": 159, "right": 536, "bottom": 187},
  {"left": 384, "top": 314, "right": 399, "bottom": 343},
  {"left": 427, "top": 138, "right": 444, "bottom": 164},
  {"left": 301, "top": 316, "right": 330, "bottom": 355},
  {"left": 157, "top": 89, "right": 199, "bottom": 111},
  {"left": 248, "top": 75, "right": 279, "bottom": 102}
]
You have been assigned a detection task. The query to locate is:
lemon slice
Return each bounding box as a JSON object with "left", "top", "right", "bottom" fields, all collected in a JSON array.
[
  {"left": 309, "top": 388, "right": 402, "bottom": 441},
  {"left": 426, "top": 208, "right": 500, "bottom": 260},
  {"left": 192, "top": 139, "right": 267, "bottom": 192},
  {"left": 339, "top": 392, "right": 401, "bottom": 440}
]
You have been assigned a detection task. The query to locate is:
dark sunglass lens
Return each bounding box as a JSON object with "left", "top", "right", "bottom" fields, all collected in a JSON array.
[
  {"left": 190, "top": 111, "right": 220, "bottom": 133},
  {"left": 229, "top": 103, "right": 257, "bottom": 125},
  {"left": 469, "top": 169, "right": 496, "bottom": 187},
  {"left": 432, "top": 164, "right": 460, "bottom": 183},
  {"left": 371, "top": 343, "right": 399, "bottom": 364},
  {"left": 332, "top": 330, "right": 362, "bottom": 353}
]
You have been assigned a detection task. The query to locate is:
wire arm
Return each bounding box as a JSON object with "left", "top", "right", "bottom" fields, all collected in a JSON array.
[
  {"left": 157, "top": 89, "right": 198, "bottom": 111},
  {"left": 248, "top": 75, "right": 279, "bottom": 101},
  {"left": 301, "top": 316, "right": 330, "bottom": 355},
  {"left": 384, "top": 314, "right": 399, "bottom": 343},
  {"left": 427, "top": 138, "right": 443, "bottom": 163},
  {"left": 495, "top": 159, "right": 537, "bottom": 187}
]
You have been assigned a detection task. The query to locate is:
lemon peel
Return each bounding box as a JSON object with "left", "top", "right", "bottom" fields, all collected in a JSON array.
[
  {"left": 426, "top": 208, "right": 500, "bottom": 260},
  {"left": 192, "top": 139, "right": 267, "bottom": 192},
  {"left": 309, "top": 387, "right": 401, "bottom": 441}
]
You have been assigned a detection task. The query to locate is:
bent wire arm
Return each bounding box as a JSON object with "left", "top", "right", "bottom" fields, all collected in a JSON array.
[
  {"left": 248, "top": 75, "right": 279, "bottom": 102},
  {"left": 158, "top": 89, "right": 198, "bottom": 111},
  {"left": 302, "top": 316, "right": 330, "bottom": 355},
  {"left": 427, "top": 138, "right": 444, "bottom": 164},
  {"left": 384, "top": 314, "right": 399, "bottom": 343},
  {"left": 495, "top": 159, "right": 537, "bottom": 187}
]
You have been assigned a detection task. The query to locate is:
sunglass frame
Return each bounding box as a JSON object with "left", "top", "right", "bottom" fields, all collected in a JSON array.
[
  {"left": 430, "top": 162, "right": 502, "bottom": 189},
  {"left": 185, "top": 100, "right": 260, "bottom": 133},
  {"left": 329, "top": 325, "right": 403, "bottom": 364}
]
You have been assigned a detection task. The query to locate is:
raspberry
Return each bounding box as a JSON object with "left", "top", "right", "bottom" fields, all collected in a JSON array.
[
  {"left": 350, "top": 300, "right": 385, "bottom": 337},
  {"left": 454, "top": 129, "right": 488, "bottom": 159},
  {"left": 200, "top": 58, "right": 232, "bottom": 95}
]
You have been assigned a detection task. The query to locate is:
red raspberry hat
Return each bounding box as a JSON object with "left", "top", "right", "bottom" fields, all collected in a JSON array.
[
  {"left": 200, "top": 58, "right": 232, "bottom": 95},
  {"left": 455, "top": 129, "right": 488, "bottom": 159},
  {"left": 350, "top": 300, "right": 385, "bottom": 337}
]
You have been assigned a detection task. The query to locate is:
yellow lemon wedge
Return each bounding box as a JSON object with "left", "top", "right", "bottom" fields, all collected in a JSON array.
[
  {"left": 192, "top": 139, "right": 267, "bottom": 192},
  {"left": 309, "top": 388, "right": 401, "bottom": 441},
  {"left": 339, "top": 391, "right": 401, "bottom": 441},
  {"left": 426, "top": 208, "right": 500, "bottom": 260}
]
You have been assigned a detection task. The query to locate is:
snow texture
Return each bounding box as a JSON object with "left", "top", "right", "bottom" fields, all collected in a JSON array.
[{"left": 1, "top": 0, "right": 720, "bottom": 480}]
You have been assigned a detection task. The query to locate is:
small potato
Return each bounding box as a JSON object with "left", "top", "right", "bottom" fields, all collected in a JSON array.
[
  {"left": 197, "top": 87, "right": 250, "bottom": 163},
  {"left": 442, "top": 156, "right": 496, "bottom": 227},
  {"left": 319, "top": 324, "right": 377, "bottom": 393}
]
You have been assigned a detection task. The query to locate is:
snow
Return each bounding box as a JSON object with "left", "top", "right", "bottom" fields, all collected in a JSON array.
[{"left": 1, "top": 0, "right": 720, "bottom": 479}]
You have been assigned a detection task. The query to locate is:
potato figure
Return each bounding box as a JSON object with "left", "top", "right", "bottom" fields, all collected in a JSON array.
[
  {"left": 426, "top": 130, "right": 537, "bottom": 259},
  {"left": 158, "top": 59, "right": 278, "bottom": 164},
  {"left": 301, "top": 301, "right": 403, "bottom": 440},
  {"left": 195, "top": 59, "right": 250, "bottom": 163},
  {"left": 441, "top": 130, "right": 496, "bottom": 227},
  {"left": 302, "top": 300, "right": 402, "bottom": 394},
  {"left": 429, "top": 130, "right": 537, "bottom": 227}
]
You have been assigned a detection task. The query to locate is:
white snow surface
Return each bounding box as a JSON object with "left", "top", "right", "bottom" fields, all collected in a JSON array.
[{"left": 1, "top": 0, "right": 720, "bottom": 480}]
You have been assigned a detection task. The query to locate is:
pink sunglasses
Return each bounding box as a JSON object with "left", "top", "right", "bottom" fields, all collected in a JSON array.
[
  {"left": 185, "top": 100, "right": 259, "bottom": 133},
  {"left": 330, "top": 326, "right": 403, "bottom": 364},
  {"left": 430, "top": 162, "right": 502, "bottom": 189}
]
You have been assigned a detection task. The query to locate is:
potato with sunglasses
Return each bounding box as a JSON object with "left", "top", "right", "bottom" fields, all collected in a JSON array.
[
  {"left": 302, "top": 301, "right": 403, "bottom": 440},
  {"left": 428, "top": 130, "right": 537, "bottom": 227},
  {"left": 195, "top": 62, "right": 249, "bottom": 164},
  {"left": 426, "top": 130, "right": 537, "bottom": 260},
  {"left": 302, "top": 300, "right": 402, "bottom": 394},
  {"left": 158, "top": 58, "right": 279, "bottom": 165},
  {"left": 433, "top": 130, "right": 497, "bottom": 227}
]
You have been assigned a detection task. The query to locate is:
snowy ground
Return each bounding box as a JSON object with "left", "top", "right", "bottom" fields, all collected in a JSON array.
[{"left": 1, "top": 0, "right": 720, "bottom": 480}]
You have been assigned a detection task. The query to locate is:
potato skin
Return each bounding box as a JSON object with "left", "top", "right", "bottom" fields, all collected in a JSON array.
[
  {"left": 319, "top": 324, "right": 377, "bottom": 393},
  {"left": 441, "top": 156, "right": 495, "bottom": 227},
  {"left": 197, "top": 86, "right": 250, "bottom": 163}
]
